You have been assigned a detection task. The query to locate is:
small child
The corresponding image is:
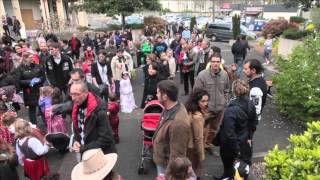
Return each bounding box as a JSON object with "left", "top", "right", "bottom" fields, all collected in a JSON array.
[
  {"left": 39, "top": 86, "right": 69, "bottom": 152},
  {"left": 39, "top": 86, "right": 66, "bottom": 134},
  {"left": 15, "top": 119, "right": 50, "bottom": 180},
  {"left": 164, "top": 157, "right": 197, "bottom": 180},
  {"left": 108, "top": 94, "right": 120, "bottom": 144},
  {"left": 75, "top": 56, "right": 92, "bottom": 84},
  {"left": 0, "top": 112, "right": 17, "bottom": 144},
  {"left": 84, "top": 46, "right": 95, "bottom": 64},
  {"left": 167, "top": 49, "right": 176, "bottom": 80},
  {"left": 119, "top": 71, "right": 136, "bottom": 113}
]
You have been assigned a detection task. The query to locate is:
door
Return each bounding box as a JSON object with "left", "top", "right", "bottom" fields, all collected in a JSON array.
[{"left": 21, "top": 9, "right": 38, "bottom": 29}]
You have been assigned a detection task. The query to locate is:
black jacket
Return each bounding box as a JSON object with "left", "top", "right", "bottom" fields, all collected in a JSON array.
[
  {"left": 0, "top": 154, "right": 19, "bottom": 180},
  {"left": 249, "top": 76, "right": 267, "bottom": 112},
  {"left": 141, "top": 74, "right": 164, "bottom": 108},
  {"left": 45, "top": 33, "right": 58, "bottom": 42},
  {"left": 72, "top": 92, "right": 116, "bottom": 154},
  {"left": 0, "top": 74, "right": 16, "bottom": 89},
  {"left": 14, "top": 63, "right": 45, "bottom": 106},
  {"left": 45, "top": 54, "right": 73, "bottom": 89},
  {"left": 219, "top": 98, "right": 257, "bottom": 156},
  {"left": 68, "top": 38, "right": 82, "bottom": 52},
  {"left": 158, "top": 61, "right": 170, "bottom": 79},
  {"left": 83, "top": 37, "right": 94, "bottom": 50},
  {"left": 38, "top": 51, "right": 50, "bottom": 69},
  {"left": 231, "top": 40, "right": 246, "bottom": 60}
]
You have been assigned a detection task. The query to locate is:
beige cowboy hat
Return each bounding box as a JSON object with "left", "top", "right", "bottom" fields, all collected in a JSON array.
[{"left": 71, "top": 149, "right": 118, "bottom": 180}]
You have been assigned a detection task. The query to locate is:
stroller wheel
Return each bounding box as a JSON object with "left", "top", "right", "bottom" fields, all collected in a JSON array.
[{"left": 137, "top": 161, "right": 147, "bottom": 174}]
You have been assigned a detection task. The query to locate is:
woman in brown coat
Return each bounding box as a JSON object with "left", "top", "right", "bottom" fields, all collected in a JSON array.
[{"left": 185, "top": 88, "right": 210, "bottom": 178}]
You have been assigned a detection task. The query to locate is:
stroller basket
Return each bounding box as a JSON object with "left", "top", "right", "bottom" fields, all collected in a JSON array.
[{"left": 142, "top": 114, "right": 161, "bottom": 130}]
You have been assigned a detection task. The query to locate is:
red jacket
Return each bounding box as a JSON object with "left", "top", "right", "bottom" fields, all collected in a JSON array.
[
  {"left": 108, "top": 101, "right": 119, "bottom": 122},
  {"left": 72, "top": 92, "right": 97, "bottom": 131},
  {"left": 71, "top": 92, "right": 116, "bottom": 154}
]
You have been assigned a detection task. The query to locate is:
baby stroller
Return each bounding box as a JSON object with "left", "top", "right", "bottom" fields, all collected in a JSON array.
[
  {"left": 137, "top": 99, "right": 164, "bottom": 174},
  {"left": 44, "top": 110, "right": 70, "bottom": 153}
]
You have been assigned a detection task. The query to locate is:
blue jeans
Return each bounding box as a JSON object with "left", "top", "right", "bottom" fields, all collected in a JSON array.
[
  {"left": 235, "top": 56, "right": 244, "bottom": 78},
  {"left": 156, "top": 164, "right": 166, "bottom": 176}
]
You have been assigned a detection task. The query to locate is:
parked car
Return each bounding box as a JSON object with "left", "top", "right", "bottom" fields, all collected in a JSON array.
[
  {"left": 206, "top": 23, "right": 256, "bottom": 41},
  {"left": 126, "top": 16, "right": 143, "bottom": 24},
  {"left": 253, "top": 19, "right": 267, "bottom": 31}
]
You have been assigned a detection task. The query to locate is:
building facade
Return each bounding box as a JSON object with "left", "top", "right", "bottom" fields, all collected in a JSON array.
[{"left": 0, "top": 0, "right": 87, "bottom": 38}]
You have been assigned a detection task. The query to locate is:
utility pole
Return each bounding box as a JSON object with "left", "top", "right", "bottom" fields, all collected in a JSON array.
[{"left": 212, "top": 0, "right": 215, "bottom": 22}]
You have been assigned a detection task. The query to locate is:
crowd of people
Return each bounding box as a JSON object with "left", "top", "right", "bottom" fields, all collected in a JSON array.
[{"left": 0, "top": 21, "right": 269, "bottom": 180}]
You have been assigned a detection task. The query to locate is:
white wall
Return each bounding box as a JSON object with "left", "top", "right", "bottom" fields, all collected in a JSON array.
[
  {"left": 263, "top": 12, "right": 298, "bottom": 20},
  {"left": 160, "top": 0, "right": 213, "bottom": 13},
  {"left": 3, "top": 0, "right": 41, "bottom": 20}
]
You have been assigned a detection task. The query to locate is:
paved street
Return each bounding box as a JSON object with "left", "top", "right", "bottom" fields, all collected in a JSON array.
[{"left": 16, "top": 41, "right": 303, "bottom": 180}]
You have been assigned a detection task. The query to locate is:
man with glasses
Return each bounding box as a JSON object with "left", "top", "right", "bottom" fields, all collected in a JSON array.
[
  {"left": 194, "top": 53, "right": 230, "bottom": 154},
  {"left": 70, "top": 81, "right": 116, "bottom": 156},
  {"left": 52, "top": 68, "right": 100, "bottom": 115}
]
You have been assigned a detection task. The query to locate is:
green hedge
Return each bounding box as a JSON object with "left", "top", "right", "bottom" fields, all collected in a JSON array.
[
  {"left": 94, "top": 23, "right": 144, "bottom": 32},
  {"left": 282, "top": 28, "right": 312, "bottom": 40},
  {"left": 273, "top": 36, "right": 320, "bottom": 122},
  {"left": 265, "top": 121, "right": 320, "bottom": 179},
  {"left": 289, "top": 16, "right": 306, "bottom": 24}
]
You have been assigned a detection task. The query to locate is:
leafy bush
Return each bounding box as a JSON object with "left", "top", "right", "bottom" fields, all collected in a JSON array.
[
  {"left": 289, "top": 16, "right": 306, "bottom": 24},
  {"left": 272, "top": 37, "right": 280, "bottom": 54},
  {"left": 144, "top": 16, "right": 167, "bottom": 32},
  {"left": 94, "top": 23, "right": 144, "bottom": 32},
  {"left": 258, "top": 38, "right": 265, "bottom": 46},
  {"left": 265, "top": 121, "right": 320, "bottom": 179},
  {"left": 262, "top": 19, "right": 289, "bottom": 37},
  {"left": 232, "top": 14, "right": 241, "bottom": 39},
  {"left": 273, "top": 37, "right": 320, "bottom": 122},
  {"left": 282, "top": 28, "right": 311, "bottom": 40},
  {"left": 190, "top": 16, "right": 196, "bottom": 30},
  {"left": 77, "top": 26, "right": 90, "bottom": 32}
]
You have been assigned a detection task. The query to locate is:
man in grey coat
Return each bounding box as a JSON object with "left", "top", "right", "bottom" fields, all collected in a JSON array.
[{"left": 194, "top": 53, "right": 230, "bottom": 153}]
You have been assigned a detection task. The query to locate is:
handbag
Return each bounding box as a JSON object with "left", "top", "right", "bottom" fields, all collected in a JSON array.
[{"left": 130, "top": 69, "right": 137, "bottom": 80}]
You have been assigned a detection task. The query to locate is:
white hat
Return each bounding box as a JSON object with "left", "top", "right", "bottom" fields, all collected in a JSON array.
[{"left": 71, "top": 149, "right": 118, "bottom": 180}]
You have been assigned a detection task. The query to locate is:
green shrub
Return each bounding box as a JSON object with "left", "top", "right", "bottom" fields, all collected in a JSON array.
[
  {"left": 258, "top": 38, "right": 265, "bottom": 46},
  {"left": 232, "top": 14, "right": 241, "bottom": 39},
  {"left": 77, "top": 26, "right": 90, "bottom": 32},
  {"left": 125, "top": 23, "right": 144, "bottom": 29},
  {"left": 265, "top": 121, "right": 320, "bottom": 179},
  {"left": 282, "top": 28, "right": 311, "bottom": 40},
  {"left": 262, "top": 19, "right": 289, "bottom": 37},
  {"left": 190, "top": 16, "right": 196, "bottom": 30},
  {"left": 289, "top": 16, "right": 306, "bottom": 24},
  {"left": 273, "top": 36, "right": 320, "bottom": 122},
  {"left": 144, "top": 16, "right": 167, "bottom": 32},
  {"left": 94, "top": 23, "right": 144, "bottom": 32}
]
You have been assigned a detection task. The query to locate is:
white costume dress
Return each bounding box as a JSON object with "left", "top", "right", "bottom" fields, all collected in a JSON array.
[{"left": 120, "top": 78, "right": 136, "bottom": 113}]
